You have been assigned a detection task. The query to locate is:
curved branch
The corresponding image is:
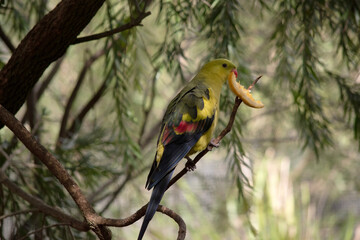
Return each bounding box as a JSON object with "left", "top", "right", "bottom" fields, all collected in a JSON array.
[
  {"left": 72, "top": 11, "right": 151, "bottom": 45},
  {"left": 96, "top": 204, "right": 186, "bottom": 240}
]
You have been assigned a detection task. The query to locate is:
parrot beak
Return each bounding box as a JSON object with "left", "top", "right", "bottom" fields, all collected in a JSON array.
[
  {"left": 231, "top": 68, "right": 238, "bottom": 78},
  {"left": 228, "top": 71, "right": 264, "bottom": 108}
]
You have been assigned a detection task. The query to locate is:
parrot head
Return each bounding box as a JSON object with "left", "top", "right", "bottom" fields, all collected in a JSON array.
[
  {"left": 200, "top": 58, "right": 238, "bottom": 82},
  {"left": 200, "top": 58, "right": 264, "bottom": 108}
]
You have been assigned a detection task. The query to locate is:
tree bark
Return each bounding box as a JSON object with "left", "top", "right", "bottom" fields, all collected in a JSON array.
[{"left": 0, "top": 0, "right": 105, "bottom": 128}]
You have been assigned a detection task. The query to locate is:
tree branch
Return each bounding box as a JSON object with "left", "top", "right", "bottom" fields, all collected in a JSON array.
[
  {"left": 0, "top": 0, "right": 106, "bottom": 128},
  {"left": 96, "top": 204, "right": 186, "bottom": 240},
  {"left": 72, "top": 11, "right": 151, "bottom": 45},
  {"left": 167, "top": 76, "right": 262, "bottom": 189}
]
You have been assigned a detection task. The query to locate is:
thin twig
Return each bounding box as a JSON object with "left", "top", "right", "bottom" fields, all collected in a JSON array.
[
  {"left": 0, "top": 146, "right": 11, "bottom": 172},
  {"left": 35, "top": 56, "right": 65, "bottom": 101},
  {"left": 57, "top": 48, "right": 105, "bottom": 144},
  {"left": 139, "top": 70, "right": 159, "bottom": 145},
  {"left": 72, "top": 11, "right": 151, "bottom": 45},
  {"left": 20, "top": 57, "right": 65, "bottom": 127},
  {"left": 167, "top": 75, "right": 262, "bottom": 189},
  {"left": 99, "top": 173, "right": 132, "bottom": 215},
  {"left": 0, "top": 209, "right": 40, "bottom": 221},
  {"left": 66, "top": 77, "right": 108, "bottom": 137},
  {"left": 17, "top": 223, "right": 70, "bottom": 240},
  {"left": 88, "top": 175, "right": 119, "bottom": 203},
  {"left": 0, "top": 25, "right": 15, "bottom": 52}
]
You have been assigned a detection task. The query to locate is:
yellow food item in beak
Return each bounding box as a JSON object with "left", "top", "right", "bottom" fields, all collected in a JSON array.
[{"left": 228, "top": 72, "right": 264, "bottom": 108}]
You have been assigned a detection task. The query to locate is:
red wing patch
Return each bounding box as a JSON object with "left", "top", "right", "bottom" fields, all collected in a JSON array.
[
  {"left": 161, "top": 121, "right": 200, "bottom": 146},
  {"left": 174, "top": 121, "right": 199, "bottom": 134}
]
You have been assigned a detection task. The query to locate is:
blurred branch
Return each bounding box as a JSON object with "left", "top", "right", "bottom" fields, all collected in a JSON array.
[
  {"left": 35, "top": 56, "right": 65, "bottom": 101},
  {"left": 0, "top": 146, "right": 11, "bottom": 171},
  {"left": 72, "top": 11, "right": 151, "bottom": 45},
  {"left": 11, "top": 57, "right": 65, "bottom": 149},
  {"left": 17, "top": 223, "right": 70, "bottom": 240},
  {"left": 88, "top": 175, "right": 119, "bottom": 204},
  {"left": 0, "top": 209, "right": 40, "bottom": 221},
  {"left": 140, "top": 121, "right": 161, "bottom": 148},
  {"left": 139, "top": 70, "right": 158, "bottom": 146},
  {"left": 0, "top": 25, "right": 15, "bottom": 52},
  {"left": 99, "top": 173, "right": 132, "bottom": 215},
  {"left": 167, "top": 76, "right": 262, "bottom": 189},
  {"left": 26, "top": 90, "right": 38, "bottom": 131},
  {"left": 243, "top": 104, "right": 291, "bottom": 124},
  {"left": 66, "top": 76, "right": 108, "bottom": 138},
  {"left": 57, "top": 49, "right": 105, "bottom": 144},
  {"left": 242, "top": 135, "right": 297, "bottom": 144}
]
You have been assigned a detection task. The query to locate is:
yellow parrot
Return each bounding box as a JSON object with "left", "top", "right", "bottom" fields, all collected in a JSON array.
[{"left": 138, "top": 59, "right": 263, "bottom": 240}]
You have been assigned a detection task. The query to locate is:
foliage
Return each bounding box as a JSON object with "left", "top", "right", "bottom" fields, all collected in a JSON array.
[{"left": 0, "top": 0, "right": 359, "bottom": 239}]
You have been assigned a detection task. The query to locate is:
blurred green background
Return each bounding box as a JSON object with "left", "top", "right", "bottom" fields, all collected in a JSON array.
[{"left": 0, "top": 0, "right": 359, "bottom": 239}]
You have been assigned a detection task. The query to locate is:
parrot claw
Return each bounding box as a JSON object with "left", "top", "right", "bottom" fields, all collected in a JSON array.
[
  {"left": 185, "top": 156, "right": 196, "bottom": 171},
  {"left": 207, "top": 138, "right": 220, "bottom": 151}
]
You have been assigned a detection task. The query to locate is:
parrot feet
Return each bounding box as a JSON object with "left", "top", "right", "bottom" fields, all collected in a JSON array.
[
  {"left": 185, "top": 156, "right": 196, "bottom": 171},
  {"left": 207, "top": 138, "right": 220, "bottom": 151}
]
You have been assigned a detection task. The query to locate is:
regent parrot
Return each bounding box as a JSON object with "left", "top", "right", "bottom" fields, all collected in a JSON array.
[{"left": 138, "top": 59, "right": 239, "bottom": 240}]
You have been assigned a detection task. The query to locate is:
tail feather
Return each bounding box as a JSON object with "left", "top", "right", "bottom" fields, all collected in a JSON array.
[{"left": 137, "top": 170, "right": 174, "bottom": 240}]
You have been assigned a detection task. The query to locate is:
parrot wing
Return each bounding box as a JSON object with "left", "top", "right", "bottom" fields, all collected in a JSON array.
[{"left": 145, "top": 84, "right": 215, "bottom": 190}]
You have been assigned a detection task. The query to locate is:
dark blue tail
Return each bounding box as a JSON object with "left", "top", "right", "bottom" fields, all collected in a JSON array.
[{"left": 137, "top": 170, "right": 174, "bottom": 240}]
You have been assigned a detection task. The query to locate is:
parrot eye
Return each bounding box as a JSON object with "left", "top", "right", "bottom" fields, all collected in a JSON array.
[{"left": 222, "top": 63, "right": 227, "bottom": 68}]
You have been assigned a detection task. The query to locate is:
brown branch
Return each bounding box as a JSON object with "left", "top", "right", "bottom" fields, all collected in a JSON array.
[
  {"left": 72, "top": 11, "right": 151, "bottom": 45},
  {"left": 0, "top": 104, "right": 111, "bottom": 239},
  {"left": 96, "top": 204, "right": 186, "bottom": 240},
  {"left": 167, "top": 76, "right": 262, "bottom": 189},
  {"left": 0, "top": 25, "right": 15, "bottom": 52}
]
